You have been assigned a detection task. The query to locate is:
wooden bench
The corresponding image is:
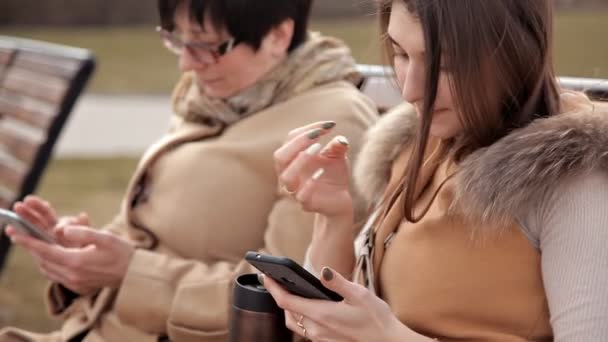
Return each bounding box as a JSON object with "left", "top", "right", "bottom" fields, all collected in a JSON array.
[
  {"left": 357, "top": 64, "right": 608, "bottom": 112},
  {"left": 0, "top": 36, "right": 95, "bottom": 273}
]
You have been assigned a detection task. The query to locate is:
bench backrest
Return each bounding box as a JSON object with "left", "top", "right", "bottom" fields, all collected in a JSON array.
[
  {"left": 357, "top": 64, "right": 608, "bottom": 112},
  {"left": 0, "top": 36, "right": 95, "bottom": 272}
]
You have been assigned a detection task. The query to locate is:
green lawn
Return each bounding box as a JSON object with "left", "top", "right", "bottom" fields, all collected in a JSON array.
[
  {"left": 555, "top": 12, "right": 608, "bottom": 78},
  {"left": 3, "top": 13, "right": 607, "bottom": 94}
]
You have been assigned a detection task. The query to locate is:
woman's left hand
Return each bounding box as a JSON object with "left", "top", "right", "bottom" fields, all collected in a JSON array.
[
  {"left": 263, "top": 267, "right": 428, "bottom": 342},
  {"left": 8, "top": 224, "right": 135, "bottom": 295}
]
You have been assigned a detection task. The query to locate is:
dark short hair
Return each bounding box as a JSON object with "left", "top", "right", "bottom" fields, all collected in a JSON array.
[{"left": 158, "top": 0, "right": 314, "bottom": 52}]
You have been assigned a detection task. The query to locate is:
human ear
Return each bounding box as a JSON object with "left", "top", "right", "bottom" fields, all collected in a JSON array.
[{"left": 263, "top": 18, "right": 295, "bottom": 58}]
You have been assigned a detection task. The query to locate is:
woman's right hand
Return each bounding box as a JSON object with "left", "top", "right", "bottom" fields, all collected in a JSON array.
[{"left": 274, "top": 121, "right": 354, "bottom": 220}]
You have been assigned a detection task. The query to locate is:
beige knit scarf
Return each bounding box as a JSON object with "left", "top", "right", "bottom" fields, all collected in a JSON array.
[{"left": 171, "top": 33, "right": 363, "bottom": 126}]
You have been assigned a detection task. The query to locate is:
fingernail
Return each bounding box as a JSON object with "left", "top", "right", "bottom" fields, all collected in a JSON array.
[
  {"left": 311, "top": 168, "right": 325, "bottom": 180},
  {"left": 337, "top": 136, "right": 349, "bottom": 146},
  {"left": 322, "top": 122, "right": 336, "bottom": 130},
  {"left": 305, "top": 143, "right": 322, "bottom": 156},
  {"left": 322, "top": 267, "right": 334, "bottom": 281},
  {"left": 257, "top": 273, "right": 265, "bottom": 286},
  {"left": 307, "top": 129, "right": 322, "bottom": 140}
]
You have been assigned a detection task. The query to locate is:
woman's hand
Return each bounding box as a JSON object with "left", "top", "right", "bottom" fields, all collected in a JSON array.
[
  {"left": 7, "top": 224, "right": 135, "bottom": 296},
  {"left": 274, "top": 121, "right": 354, "bottom": 220},
  {"left": 8, "top": 195, "right": 90, "bottom": 247},
  {"left": 275, "top": 122, "right": 358, "bottom": 276},
  {"left": 262, "top": 268, "right": 432, "bottom": 342}
]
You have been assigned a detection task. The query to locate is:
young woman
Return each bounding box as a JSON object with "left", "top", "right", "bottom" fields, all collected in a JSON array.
[
  {"left": 265, "top": 0, "right": 608, "bottom": 341},
  {"left": 0, "top": 0, "right": 377, "bottom": 341}
]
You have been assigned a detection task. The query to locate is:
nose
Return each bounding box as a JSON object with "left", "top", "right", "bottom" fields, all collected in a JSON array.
[
  {"left": 179, "top": 48, "right": 207, "bottom": 72},
  {"left": 400, "top": 62, "right": 424, "bottom": 106}
]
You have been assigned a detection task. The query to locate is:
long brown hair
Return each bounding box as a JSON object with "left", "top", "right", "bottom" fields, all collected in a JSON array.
[{"left": 379, "top": 0, "right": 561, "bottom": 222}]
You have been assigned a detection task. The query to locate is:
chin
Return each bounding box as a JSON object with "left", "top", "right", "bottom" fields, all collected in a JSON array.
[
  {"left": 429, "top": 110, "right": 462, "bottom": 139},
  {"left": 429, "top": 123, "right": 462, "bottom": 139},
  {"left": 430, "top": 127, "right": 452, "bottom": 139},
  {"left": 201, "top": 85, "right": 234, "bottom": 99}
]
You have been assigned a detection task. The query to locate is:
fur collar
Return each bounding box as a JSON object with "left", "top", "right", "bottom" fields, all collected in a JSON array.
[{"left": 353, "top": 99, "right": 608, "bottom": 226}]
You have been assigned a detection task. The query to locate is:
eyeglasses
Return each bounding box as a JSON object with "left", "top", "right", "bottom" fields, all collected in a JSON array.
[{"left": 156, "top": 27, "right": 238, "bottom": 64}]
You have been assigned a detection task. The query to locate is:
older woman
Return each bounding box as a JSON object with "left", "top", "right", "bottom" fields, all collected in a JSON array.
[{"left": 0, "top": 0, "right": 377, "bottom": 341}]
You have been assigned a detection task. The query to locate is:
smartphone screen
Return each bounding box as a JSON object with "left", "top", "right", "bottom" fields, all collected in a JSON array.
[{"left": 245, "top": 251, "right": 343, "bottom": 301}]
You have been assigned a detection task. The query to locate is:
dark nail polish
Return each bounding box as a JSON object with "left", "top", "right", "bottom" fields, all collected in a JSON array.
[
  {"left": 308, "top": 129, "right": 322, "bottom": 140},
  {"left": 322, "top": 267, "right": 334, "bottom": 281},
  {"left": 322, "top": 122, "right": 336, "bottom": 130}
]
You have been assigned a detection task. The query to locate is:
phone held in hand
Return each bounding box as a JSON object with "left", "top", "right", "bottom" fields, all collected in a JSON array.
[
  {"left": 0, "top": 208, "right": 56, "bottom": 244},
  {"left": 245, "top": 251, "right": 343, "bottom": 302}
]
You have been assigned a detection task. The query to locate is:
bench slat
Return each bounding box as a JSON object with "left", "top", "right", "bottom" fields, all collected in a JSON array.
[
  {"left": 0, "top": 187, "right": 15, "bottom": 209},
  {"left": 13, "top": 52, "right": 82, "bottom": 79},
  {"left": 0, "top": 92, "right": 56, "bottom": 129},
  {"left": 3, "top": 67, "right": 70, "bottom": 104},
  {"left": 0, "top": 49, "right": 16, "bottom": 81},
  {"left": 0, "top": 160, "right": 26, "bottom": 190},
  {"left": 0, "top": 49, "right": 15, "bottom": 66},
  {"left": 0, "top": 125, "right": 41, "bottom": 164},
  {"left": 0, "top": 183, "right": 18, "bottom": 208}
]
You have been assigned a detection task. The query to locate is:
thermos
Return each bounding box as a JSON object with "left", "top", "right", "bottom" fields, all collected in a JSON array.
[{"left": 229, "top": 273, "right": 293, "bottom": 342}]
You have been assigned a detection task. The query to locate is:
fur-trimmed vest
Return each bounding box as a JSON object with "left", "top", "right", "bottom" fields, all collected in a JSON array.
[{"left": 352, "top": 98, "right": 608, "bottom": 341}]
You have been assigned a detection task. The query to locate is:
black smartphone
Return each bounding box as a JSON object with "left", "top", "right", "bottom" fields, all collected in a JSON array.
[
  {"left": 0, "top": 208, "right": 56, "bottom": 244},
  {"left": 245, "top": 251, "right": 343, "bottom": 301}
]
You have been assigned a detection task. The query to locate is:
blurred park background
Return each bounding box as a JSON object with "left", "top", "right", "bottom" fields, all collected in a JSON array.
[{"left": 1, "top": 0, "right": 607, "bottom": 332}]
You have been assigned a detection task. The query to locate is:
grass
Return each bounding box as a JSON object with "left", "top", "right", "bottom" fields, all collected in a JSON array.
[
  {"left": 3, "top": 12, "right": 606, "bottom": 94},
  {"left": 555, "top": 12, "right": 608, "bottom": 78}
]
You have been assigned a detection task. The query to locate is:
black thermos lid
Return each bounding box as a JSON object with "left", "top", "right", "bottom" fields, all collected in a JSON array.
[{"left": 233, "top": 273, "right": 282, "bottom": 314}]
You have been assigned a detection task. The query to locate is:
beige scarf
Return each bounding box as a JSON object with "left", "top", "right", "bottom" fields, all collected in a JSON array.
[{"left": 172, "top": 33, "right": 363, "bottom": 126}]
